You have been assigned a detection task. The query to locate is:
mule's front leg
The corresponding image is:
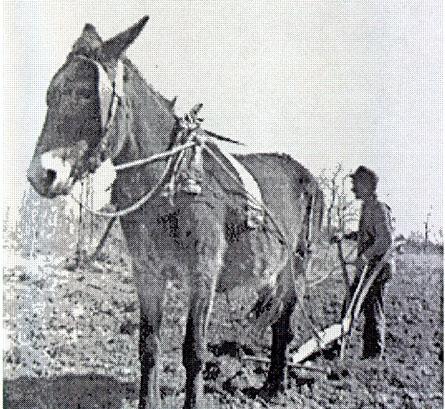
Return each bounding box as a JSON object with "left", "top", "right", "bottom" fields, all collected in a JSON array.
[
  {"left": 182, "top": 227, "right": 224, "bottom": 409},
  {"left": 182, "top": 288, "right": 215, "bottom": 409},
  {"left": 136, "top": 271, "right": 166, "bottom": 409}
]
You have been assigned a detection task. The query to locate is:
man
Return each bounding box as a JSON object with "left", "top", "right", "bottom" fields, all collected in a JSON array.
[{"left": 332, "top": 166, "right": 394, "bottom": 359}]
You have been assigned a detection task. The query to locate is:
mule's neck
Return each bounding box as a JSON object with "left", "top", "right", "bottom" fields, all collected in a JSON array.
[
  {"left": 115, "top": 61, "right": 177, "bottom": 165},
  {"left": 110, "top": 60, "right": 177, "bottom": 206}
]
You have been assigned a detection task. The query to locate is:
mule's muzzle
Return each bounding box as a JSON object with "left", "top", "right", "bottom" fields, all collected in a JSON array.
[
  {"left": 27, "top": 152, "right": 75, "bottom": 198},
  {"left": 27, "top": 141, "right": 89, "bottom": 197}
]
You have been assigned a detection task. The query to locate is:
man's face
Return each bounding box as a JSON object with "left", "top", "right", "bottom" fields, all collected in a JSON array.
[{"left": 351, "top": 177, "right": 372, "bottom": 200}]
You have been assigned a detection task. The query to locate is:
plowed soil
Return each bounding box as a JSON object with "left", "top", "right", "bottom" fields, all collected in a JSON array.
[{"left": 3, "top": 243, "right": 443, "bottom": 408}]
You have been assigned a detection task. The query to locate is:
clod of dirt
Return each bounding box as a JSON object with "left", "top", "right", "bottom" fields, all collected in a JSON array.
[
  {"left": 288, "top": 371, "right": 316, "bottom": 387},
  {"left": 203, "top": 360, "right": 221, "bottom": 381},
  {"left": 222, "top": 369, "right": 256, "bottom": 395},
  {"left": 32, "top": 279, "right": 46, "bottom": 289},
  {"left": 253, "top": 365, "right": 267, "bottom": 375},
  {"left": 326, "top": 371, "right": 341, "bottom": 381},
  {"left": 18, "top": 272, "right": 31, "bottom": 281},
  {"left": 122, "top": 302, "right": 137, "bottom": 313},
  {"left": 208, "top": 340, "right": 255, "bottom": 358},
  {"left": 160, "top": 385, "right": 176, "bottom": 398},
  {"left": 119, "top": 320, "right": 138, "bottom": 335}
]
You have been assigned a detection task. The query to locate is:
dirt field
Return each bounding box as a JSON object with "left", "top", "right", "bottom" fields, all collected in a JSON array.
[{"left": 3, "top": 238, "right": 443, "bottom": 408}]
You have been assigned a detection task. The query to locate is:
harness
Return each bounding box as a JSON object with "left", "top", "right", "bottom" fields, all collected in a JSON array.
[
  {"left": 67, "top": 56, "right": 324, "bottom": 337},
  {"left": 67, "top": 66, "right": 267, "bottom": 225}
]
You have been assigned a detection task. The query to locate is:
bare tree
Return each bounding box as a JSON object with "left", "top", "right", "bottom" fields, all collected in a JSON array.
[
  {"left": 304, "top": 166, "right": 362, "bottom": 293},
  {"left": 424, "top": 210, "right": 432, "bottom": 253},
  {"left": 318, "top": 164, "right": 359, "bottom": 238}
]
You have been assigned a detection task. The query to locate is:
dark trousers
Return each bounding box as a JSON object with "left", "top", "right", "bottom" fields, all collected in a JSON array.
[{"left": 344, "top": 263, "right": 392, "bottom": 358}]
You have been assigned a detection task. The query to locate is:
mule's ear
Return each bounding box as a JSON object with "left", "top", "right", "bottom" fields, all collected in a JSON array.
[
  {"left": 169, "top": 96, "right": 177, "bottom": 109},
  {"left": 102, "top": 16, "right": 149, "bottom": 60},
  {"left": 72, "top": 23, "right": 103, "bottom": 53}
]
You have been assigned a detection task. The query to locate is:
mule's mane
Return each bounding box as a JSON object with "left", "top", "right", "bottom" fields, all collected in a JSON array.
[{"left": 121, "top": 56, "right": 177, "bottom": 117}]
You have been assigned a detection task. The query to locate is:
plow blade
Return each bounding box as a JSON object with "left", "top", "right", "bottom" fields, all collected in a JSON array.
[
  {"left": 292, "top": 323, "right": 343, "bottom": 363},
  {"left": 292, "top": 239, "right": 405, "bottom": 364}
]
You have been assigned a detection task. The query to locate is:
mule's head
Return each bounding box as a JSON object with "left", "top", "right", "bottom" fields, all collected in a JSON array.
[{"left": 27, "top": 16, "right": 149, "bottom": 198}]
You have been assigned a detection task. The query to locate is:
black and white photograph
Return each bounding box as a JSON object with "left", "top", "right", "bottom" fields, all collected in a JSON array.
[{"left": 2, "top": 2, "right": 443, "bottom": 408}]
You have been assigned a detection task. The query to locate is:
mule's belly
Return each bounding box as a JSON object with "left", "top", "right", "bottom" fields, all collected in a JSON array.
[{"left": 217, "top": 225, "right": 287, "bottom": 292}]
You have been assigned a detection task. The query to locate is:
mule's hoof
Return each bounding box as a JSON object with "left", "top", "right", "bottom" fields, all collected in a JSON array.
[
  {"left": 258, "top": 381, "right": 284, "bottom": 401},
  {"left": 64, "top": 257, "right": 79, "bottom": 271}
]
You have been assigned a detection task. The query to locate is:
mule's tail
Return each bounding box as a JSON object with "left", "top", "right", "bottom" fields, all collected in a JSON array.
[
  {"left": 309, "top": 183, "right": 325, "bottom": 246},
  {"left": 296, "top": 180, "right": 325, "bottom": 260},
  {"left": 251, "top": 178, "right": 325, "bottom": 332}
]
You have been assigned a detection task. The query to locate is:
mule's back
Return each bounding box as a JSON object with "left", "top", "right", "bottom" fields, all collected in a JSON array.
[{"left": 206, "top": 151, "right": 322, "bottom": 292}]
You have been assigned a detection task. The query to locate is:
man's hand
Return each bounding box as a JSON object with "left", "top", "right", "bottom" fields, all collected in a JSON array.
[
  {"left": 354, "top": 254, "right": 368, "bottom": 271},
  {"left": 329, "top": 232, "right": 343, "bottom": 244},
  {"left": 330, "top": 231, "right": 358, "bottom": 244}
]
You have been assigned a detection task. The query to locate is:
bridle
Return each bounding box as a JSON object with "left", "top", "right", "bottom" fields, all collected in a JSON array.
[
  {"left": 69, "top": 55, "right": 202, "bottom": 218},
  {"left": 71, "top": 55, "right": 125, "bottom": 180},
  {"left": 67, "top": 57, "right": 204, "bottom": 218}
]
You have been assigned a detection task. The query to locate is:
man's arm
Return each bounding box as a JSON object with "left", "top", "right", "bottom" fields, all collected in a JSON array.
[
  {"left": 329, "top": 230, "right": 358, "bottom": 244},
  {"left": 361, "top": 203, "right": 393, "bottom": 261}
]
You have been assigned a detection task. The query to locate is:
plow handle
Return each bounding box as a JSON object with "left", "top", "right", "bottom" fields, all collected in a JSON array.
[
  {"left": 336, "top": 240, "right": 352, "bottom": 307},
  {"left": 340, "top": 239, "right": 406, "bottom": 359}
]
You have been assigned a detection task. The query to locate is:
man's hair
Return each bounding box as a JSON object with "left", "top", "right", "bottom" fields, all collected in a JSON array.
[{"left": 350, "top": 166, "right": 379, "bottom": 191}]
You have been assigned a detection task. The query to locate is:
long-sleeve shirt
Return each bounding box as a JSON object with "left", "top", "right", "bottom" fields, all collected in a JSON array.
[{"left": 357, "top": 197, "right": 393, "bottom": 262}]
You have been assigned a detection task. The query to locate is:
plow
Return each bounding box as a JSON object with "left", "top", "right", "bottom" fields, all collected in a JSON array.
[
  {"left": 292, "top": 239, "right": 404, "bottom": 364},
  {"left": 243, "top": 238, "right": 405, "bottom": 371}
]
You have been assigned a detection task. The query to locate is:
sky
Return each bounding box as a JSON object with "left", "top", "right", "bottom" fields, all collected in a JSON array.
[{"left": 2, "top": 1, "right": 442, "bottom": 237}]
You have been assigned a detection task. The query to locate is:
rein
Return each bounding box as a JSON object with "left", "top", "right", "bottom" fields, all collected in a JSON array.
[
  {"left": 69, "top": 140, "right": 194, "bottom": 217},
  {"left": 69, "top": 92, "right": 250, "bottom": 219},
  {"left": 70, "top": 135, "right": 269, "bottom": 219}
]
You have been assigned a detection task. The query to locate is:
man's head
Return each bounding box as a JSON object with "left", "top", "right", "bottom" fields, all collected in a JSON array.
[{"left": 349, "top": 166, "right": 378, "bottom": 200}]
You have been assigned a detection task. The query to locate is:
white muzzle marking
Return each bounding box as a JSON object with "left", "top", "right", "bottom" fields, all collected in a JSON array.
[{"left": 40, "top": 150, "right": 74, "bottom": 192}]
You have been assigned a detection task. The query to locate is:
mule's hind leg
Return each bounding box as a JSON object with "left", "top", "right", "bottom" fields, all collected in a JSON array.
[
  {"left": 261, "top": 253, "right": 306, "bottom": 398},
  {"left": 182, "top": 225, "right": 225, "bottom": 409},
  {"left": 261, "top": 288, "right": 297, "bottom": 397}
]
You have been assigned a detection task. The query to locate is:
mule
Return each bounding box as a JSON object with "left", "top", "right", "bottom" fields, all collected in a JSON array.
[{"left": 27, "top": 16, "right": 324, "bottom": 409}]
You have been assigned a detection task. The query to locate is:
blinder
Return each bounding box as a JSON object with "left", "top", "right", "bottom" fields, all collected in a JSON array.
[{"left": 72, "top": 55, "right": 125, "bottom": 179}]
